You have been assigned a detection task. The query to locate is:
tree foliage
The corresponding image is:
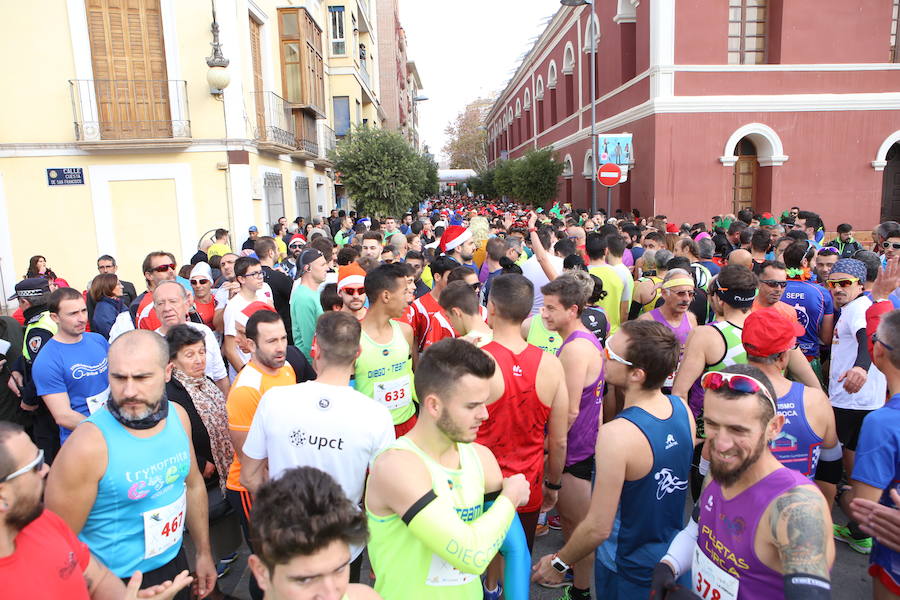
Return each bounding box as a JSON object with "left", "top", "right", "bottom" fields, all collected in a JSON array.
[
  {"left": 442, "top": 98, "right": 492, "bottom": 171},
  {"left": 331, "top": 125, "right": 434, "bottom": 217},
  {"left": 470, "top": 149, "right": 564, "bottom": 207}
]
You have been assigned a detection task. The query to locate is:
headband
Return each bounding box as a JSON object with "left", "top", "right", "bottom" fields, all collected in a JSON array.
[
  {"left": 715, "top": 287, "right": 757, "bottom": 308},
  {"left": 663, "top": 277, "right": 694, "bottom": 289}
]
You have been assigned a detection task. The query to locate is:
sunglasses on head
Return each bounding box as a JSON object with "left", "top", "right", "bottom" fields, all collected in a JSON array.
[
  {"left": 190, "top": 278, "right": 209, "bottom": 285},
  {"left": 825, "top": 277, "right": 859, "bottom": 289},
  {"left": 760, "top": 280, "right": 787, "bottom": 288},
  {"left": 2, "top": 449, "right": 44, "bottom": 482},
  {"left": 342, "top": 287, "right": 365, "bottom": 296},
  {"left": 701, "top": 371, "right": 776, "bottom": 413},
  {"left": 883, "top": 242, "right": 900, "bottom": 250},
  {"left": 152, "top": 263, "right": 176, "bottom": 273},
  {"left": 817, "top": 247, "right": 838, "bottom": 256}
]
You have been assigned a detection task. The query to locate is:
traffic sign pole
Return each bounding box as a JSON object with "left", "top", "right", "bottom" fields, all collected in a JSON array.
[{"left": 596, "top": 162, "right": 622, "bottom": 218}]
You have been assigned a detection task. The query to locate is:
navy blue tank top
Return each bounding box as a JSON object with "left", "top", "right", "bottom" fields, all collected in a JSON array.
[{"left": 770, "top": 382, "right": 823, "bottom": 478}]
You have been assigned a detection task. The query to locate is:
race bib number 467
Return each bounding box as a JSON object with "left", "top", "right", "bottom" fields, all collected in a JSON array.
[{"left": 142, "top": 492, "right": 186, "bottom": 560}]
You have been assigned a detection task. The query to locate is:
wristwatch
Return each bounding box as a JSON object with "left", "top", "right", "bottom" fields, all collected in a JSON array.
[
  {"left": 551, "top": 553, "right": 570, "bottom": 573},
  {"left": 544, "top": 479, "right": 562, "bottom": 490}
]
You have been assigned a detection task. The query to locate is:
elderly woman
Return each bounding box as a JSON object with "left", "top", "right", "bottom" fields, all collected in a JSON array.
[
  {"left": 89, "top": 273, "right": 127, "bottom": 339},
  {"left": 164, "top": 324, "right": 233, "bottom": 492}
]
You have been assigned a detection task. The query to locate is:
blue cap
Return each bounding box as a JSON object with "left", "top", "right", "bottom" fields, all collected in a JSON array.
[{"left": 248, "top": 225, "right": 258, "bottom": 232}]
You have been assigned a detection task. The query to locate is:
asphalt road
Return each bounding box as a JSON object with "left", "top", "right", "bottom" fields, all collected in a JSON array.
[{"left": 211, "top": 504, "right": 872, "bottom": 599}]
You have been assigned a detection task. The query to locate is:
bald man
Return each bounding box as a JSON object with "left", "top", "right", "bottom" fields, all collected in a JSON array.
[
  {"left": 727, "top": 248, "right": 753, "bottom": 269},
  {"left": 46, "top": 330, "right": 216, "bottom": 599}
]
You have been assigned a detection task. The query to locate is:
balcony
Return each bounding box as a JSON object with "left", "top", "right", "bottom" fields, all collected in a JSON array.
[
  {"left": 290, "top": 111, "right": 319, "bottom": 160},
  {"left": 69, "top": 79, "right": 190, "bottom": 149},
  {"left": 359, "top": 59, "right": 370, "bottom": 89},
  {"left": 254, "top": 91, "right": 296, "bottom": 154},
  {"left": 316, "top": 123, "right": 336, "bottom": 166}
]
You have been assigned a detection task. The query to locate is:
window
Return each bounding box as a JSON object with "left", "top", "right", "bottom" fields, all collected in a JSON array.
[
  {"left": 333, "top": 96, "right": 350, "bottom": 136},
  {"left": 892, "top": 0, "right": 899, "bottom": 62},
  {"left": 583, "top": 16, "right": 599, "bottom": 53},
  {"left": 728, "top": 0, "right": 767, "bottom": 64},
  {"left": 278, "top": 8, "right": 325, "bottom": 113},
  {"left": 329, "top": 6, "right": 346, "bottom": 55}
]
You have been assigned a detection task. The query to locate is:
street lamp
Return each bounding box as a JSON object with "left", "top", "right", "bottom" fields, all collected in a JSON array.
[
  {"left": 560, "top": 0, "right": 597, "bottom": 214},
  {"left": 206, "top": 0, "right": 230, "bottom": 95}
]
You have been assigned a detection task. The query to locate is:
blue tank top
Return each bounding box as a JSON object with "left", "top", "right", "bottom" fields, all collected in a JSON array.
[
  {"left": 770, "top": 382, "right": 823, "bottom": 478},
  {"left": 782, "top": 280, "right": 833, "bottom": 357},
  {"left": 79, "top": 403, "right": 191, "bottom": 577},
  {"left": 615, "top": 395, "right": 693, "bottom": 585}
]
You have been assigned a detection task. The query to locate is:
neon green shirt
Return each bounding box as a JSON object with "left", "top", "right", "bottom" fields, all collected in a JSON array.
[
  {"left": 588, "top": 264, "right": 625, "bottom": 332},
  {"left": 354, "top": 320, "right": 416, "bottom": 425},
  {"left": 526, "top": 316, "right": 563, "bottom": 355}
]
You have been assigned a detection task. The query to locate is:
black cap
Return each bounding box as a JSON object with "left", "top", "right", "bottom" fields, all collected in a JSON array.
[{"left": 8, "top": 277, "right": 50, "bottom": 301}]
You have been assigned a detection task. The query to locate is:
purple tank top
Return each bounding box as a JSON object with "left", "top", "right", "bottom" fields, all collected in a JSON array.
[
  {"left": 696, "top": 467, "right": 812, "bottom": 599},
  {"left": 770, "top": 382, "right": 824, "bottom": 478},
  {"left": 649, "top": 308, "right": 692, "bottom": 346},
  {"left": 557, "top": 330, "right": 604, "bottom": 466}
]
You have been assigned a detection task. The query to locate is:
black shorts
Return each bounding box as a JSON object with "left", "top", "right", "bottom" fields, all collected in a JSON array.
[
  {"left": 121, "top": 546, "right": 190, "bottom": 600},
  {"left": 563, "top": 455, "right": 595, "bottom": 481},
  {"left": 834, "top": 407, "right": 874, "bottom": 452}
]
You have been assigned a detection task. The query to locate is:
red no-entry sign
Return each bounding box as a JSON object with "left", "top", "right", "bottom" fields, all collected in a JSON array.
[{"left": 597, "top": 162, "right": 622, "bottom": 187}]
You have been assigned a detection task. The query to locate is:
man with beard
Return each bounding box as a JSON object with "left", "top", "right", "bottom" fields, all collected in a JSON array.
[
  {"left": 651, "top": 364, "right": 834, "bottom": 600},
  {"left": 533, "top": 320, "right": 694, "bottom": 598},
  {"left": 0, "top": 421, "right": 193, "bottom": 599},
  {"left": 441, "top": 224, "right": 478, "bottom": 272},
  {"left": 337, "top": 262, "right": 367, "bottom": 320},
  {"left": 240, "top": 312, "right": 394, "bottom": 582},
  {"left": 365, "top": 338, "right": 531, "bottom": 599},
  {"left": 44, "top": 330, "right": 216, "bottom": 599},
  {"left": 360, "top": 231, "right": 384, "bottom": 261},
  {"left": 639, "top": 269, "right": 697, "bottom": 393}
]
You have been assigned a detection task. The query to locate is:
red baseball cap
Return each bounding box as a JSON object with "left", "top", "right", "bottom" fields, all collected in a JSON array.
[
  {"left": 666, "top": 223, "right": 679, "bottom": 233},
  {"left": 742, "top": 307, "right": 805, "bottom": 357}
]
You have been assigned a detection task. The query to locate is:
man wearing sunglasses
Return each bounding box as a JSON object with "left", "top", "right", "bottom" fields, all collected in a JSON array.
[
  {"left": 639, "top": 270, "right": 698, "bottom": 392},
  {"left": 0, "top": 421, "right": 193, "bottom": 599},
  {"left": 534, "top": 320, "right": 694, "bottom": 598},
  {"left": 134, "top": 251, "right": 192, "bottom": 332},
  {"left": 742, "top": 308, "right": 841, "bottom": 497},
  {"left": 651, "top": 364, "right": 834, "bottom": 600},
  {"left": 337, "top": 263, "right": 367, "bottom": 320},
  {"left": 827, "top": 259, "right": 887, "bottom": 555}
]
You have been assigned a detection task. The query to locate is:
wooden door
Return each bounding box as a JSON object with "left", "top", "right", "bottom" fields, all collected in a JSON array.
[
  {"left": 882, "top": 144, "right": 900, "bottom": 222},
  {"left": 250, "top": 17, "right": 266, "bottom": 140},
  {"left": 733, "top": 158, "right": 757, "bottom": 215},
  {"left": 86, "top": 0, "right": 170, "bottom": 139}
]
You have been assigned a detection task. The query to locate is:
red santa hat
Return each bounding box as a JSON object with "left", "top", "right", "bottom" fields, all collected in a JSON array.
[
  {"left": 337, "top": 262, "right": 366, "bottom": 292},
  {"left": 234, "top": 301, "right": 277, "bottom": 328},
  {"left": 440, "top": 225, "right": 472, "bottom": 254}
]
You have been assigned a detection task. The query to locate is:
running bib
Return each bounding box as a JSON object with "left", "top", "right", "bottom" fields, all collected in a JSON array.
[
  {"left": 85, "top": 387, "right": 110, "bottom": 415},
  {"left": 425, "top": 554, "right": 476, "bottom": 587},
  {"left": 142, "top": 492, "right": 186, "bottom": 559},
  {"left": 374, "top": 376, "right": 412, "bottom": 411},
  {"left": 692, "top": 545, "right": 739, "bottom": 600}
]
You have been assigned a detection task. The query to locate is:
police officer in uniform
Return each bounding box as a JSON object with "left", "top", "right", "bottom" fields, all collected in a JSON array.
[{"left": 6, "top": 278, "right": 60, "bottom": 462}]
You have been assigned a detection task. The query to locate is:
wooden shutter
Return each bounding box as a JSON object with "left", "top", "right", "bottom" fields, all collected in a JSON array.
[
  {"left": 250, "top": 17, "right": 266, "bottom": 139},
  {"left": 85, "top": 0, "right": 170, "bottom": 139},
  {"left": 733, "top": 156, "right": 757, "bottom": 214}
]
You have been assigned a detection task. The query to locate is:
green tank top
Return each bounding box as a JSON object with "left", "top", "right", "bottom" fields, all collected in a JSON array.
[
  {"left": 707, "top": 321, "right": 747, "bottom": 371},
  {"left": 527, "top": 316, "right": 562, "bottom": 355},
  {"left": 638, "top": 275, "right": 663, "bottom": 315},
  {"left": 354, "top": 320, "right": 416, "bottom": 425},
  {"left": 367, "top": 437, "right": 485, "bottom": 599}
]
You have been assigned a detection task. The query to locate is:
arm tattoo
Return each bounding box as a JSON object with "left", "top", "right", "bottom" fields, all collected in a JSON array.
[{"left": 769, "top": 486, "right": 830, "bottom": 580}]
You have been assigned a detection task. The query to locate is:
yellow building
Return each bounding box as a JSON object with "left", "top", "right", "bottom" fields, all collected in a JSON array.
[{"left": 0, "top": 0, "right": 385, "bottom": 301}]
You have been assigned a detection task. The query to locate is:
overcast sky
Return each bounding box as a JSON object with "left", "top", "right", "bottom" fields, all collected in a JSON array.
[{"left": 400, "top": 0, "right": 558, "bottom": 164}]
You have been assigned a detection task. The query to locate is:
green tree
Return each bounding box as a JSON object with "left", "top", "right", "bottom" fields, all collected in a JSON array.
[
  {"left": 416, "top": 152, "right": 439, "bottom": 202},
  {"left": 512, "top": 148, "right": 565, "bottom": 207},
  {"left": 330, "top": 125, "right": 428, "bottom": 217},
  {"left": 493, "top": 159, "right": 521, "bottom": 198},
  {"left": 468, "top": 167, "right": 498, "bottom": 198},
  {"left": 442, "top": 98, "right": 492, "bottom": 171}
]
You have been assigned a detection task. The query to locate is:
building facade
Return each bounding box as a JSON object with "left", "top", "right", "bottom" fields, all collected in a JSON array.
[
  {"left": 0, "top": 0, "right": 390, "bottom": 304},
  {"left": 376, "top": 0, "right": 423, "bottom": 149},
  {"left": 485, "top": 0, "right": 900, "bottom": 229}
]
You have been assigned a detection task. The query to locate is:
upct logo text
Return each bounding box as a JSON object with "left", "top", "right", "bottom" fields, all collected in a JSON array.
[{"left": 290, "top": 428, "right": 345, "bottom": 450}]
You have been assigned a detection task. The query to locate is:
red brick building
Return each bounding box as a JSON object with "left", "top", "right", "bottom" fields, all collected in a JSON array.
[{"left": 485, "top": 0, "right": 900, "bottom": 228}]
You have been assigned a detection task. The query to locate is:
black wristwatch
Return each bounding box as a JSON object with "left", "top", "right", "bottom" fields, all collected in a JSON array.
[{"left": 544, "top": 479, "right": 562, "bottom": 490}]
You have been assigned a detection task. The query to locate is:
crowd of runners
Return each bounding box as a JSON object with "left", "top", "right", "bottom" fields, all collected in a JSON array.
[{"left": 3, "top": 199, "right": 900, "bottom": 599}]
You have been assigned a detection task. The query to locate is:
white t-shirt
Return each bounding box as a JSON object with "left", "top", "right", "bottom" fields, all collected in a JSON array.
[
  {"left": 520, "top": 254, "right": 564, "bottom": 317},
  {"left": 222, "top": 289, "right": 273, "bottom": 378},
  {"left": 156, "top": 322, "right": 227, "bottom": 382},
  {"left": 829, "top": 294, "right": 886, "bottom": 410},
  {"left": 611, "top": 263, "right": 634, "bottom": 304},
  {"left": 214, "top": 284, "right": 273, "bottom": 312},
  {"left": 243, "top": 381, "right": 395, "bottom": 559}
]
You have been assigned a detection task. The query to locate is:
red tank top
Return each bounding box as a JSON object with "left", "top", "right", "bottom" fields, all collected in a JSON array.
[{"left": 477, "top": 342, "right": 550, "bottom": 513}]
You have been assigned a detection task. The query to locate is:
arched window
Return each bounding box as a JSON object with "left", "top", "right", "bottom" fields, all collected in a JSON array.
[
  {"left": 524, "top": 89, "right": 531, "bottom": 110},
  {"left": 563, "top": 155, "right": 574, "bottom": 177},
  {"left": 535, "top": 76, "right": 545, "bottom": 100},
  {"left": 547, "top": 61, "right": 558, "bottom": 89},
  {"left": 719, "top": 123, "right": 788, "bottom": 167},
  {"left": 583, "top": 149, "right": 595, "bottom": 178},
  {"left": 583, "top": 13, "right": 600, "bottom": 52},
  {"left": 515, "top": 99, "right": 521, "bottom": 117},
  {"left": 563, "top": 43, "right": 575, "bottom": 74}
]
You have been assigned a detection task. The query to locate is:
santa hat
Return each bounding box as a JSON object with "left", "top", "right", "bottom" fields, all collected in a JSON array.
[
  {"left": 338, "top": 262, "right": 366, "bottom": 292},
  {"left": 289, "top": 233, "right": 307, "bottom": 245},
  {"left": 234, "top": 301, "right": 277, "bottom": 328},
  {"left": 440, "top": 225, "right": 472, "bottom": 254}
]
